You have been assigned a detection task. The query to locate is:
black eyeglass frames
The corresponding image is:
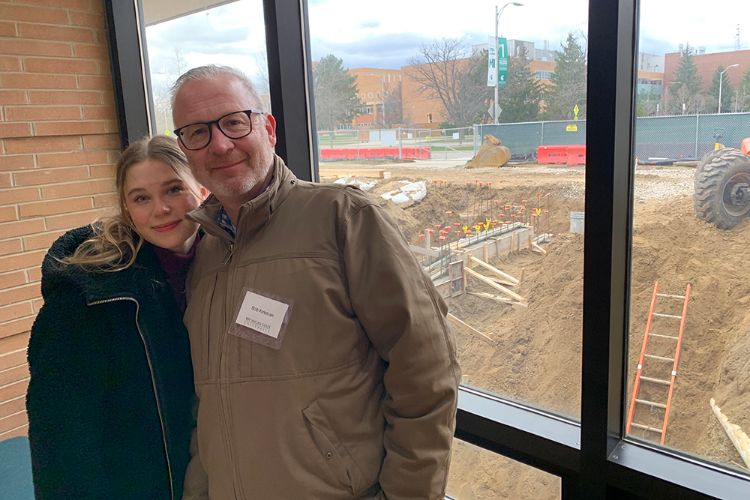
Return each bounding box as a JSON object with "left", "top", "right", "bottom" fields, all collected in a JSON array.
[{"left": 173, "top": 109, "right": 261, "bottom": 150}]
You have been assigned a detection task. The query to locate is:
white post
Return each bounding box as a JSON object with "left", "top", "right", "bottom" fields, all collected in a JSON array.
[{"left": 494, "top": 5, "right": 499, "bottom": 124}]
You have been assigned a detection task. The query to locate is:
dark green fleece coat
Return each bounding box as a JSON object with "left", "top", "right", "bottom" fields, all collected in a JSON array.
[{"left": 26, "top": 226, "right": 194, "bottom": 500}]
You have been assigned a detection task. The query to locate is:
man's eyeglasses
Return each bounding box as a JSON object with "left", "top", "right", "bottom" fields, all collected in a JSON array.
[{"left": 173, "top": 109, "right": 261, "bottom": 151}]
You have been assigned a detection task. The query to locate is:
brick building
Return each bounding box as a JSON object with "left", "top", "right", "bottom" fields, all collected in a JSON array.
[{"left": 0, "top": 0, "right": 121, "bottom": 440}]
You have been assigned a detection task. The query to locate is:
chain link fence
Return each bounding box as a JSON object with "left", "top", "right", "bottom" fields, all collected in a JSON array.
[{"left": 317, "top": 113, "right": 750, "bottom": 163}]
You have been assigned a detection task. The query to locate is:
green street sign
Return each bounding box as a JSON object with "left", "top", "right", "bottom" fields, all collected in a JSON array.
[{"left": 497, "top": 37, "right": 508, "bottom": 87}]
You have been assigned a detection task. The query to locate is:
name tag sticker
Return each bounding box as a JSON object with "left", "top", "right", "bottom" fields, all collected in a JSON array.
[
  {"left": 228, "top": 288, "right": 293, "bottom": 350},
  {"left": 236, "top": 291, "right": 288, "bottom": 339}
]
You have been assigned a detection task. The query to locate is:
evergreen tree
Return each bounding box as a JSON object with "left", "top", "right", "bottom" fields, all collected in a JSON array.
[
  {"left": 545, "top": 33, "right": 587, "bottom": 120},
  {"left": 708, "top": 66, "right": 736, "bottom": 113},
  {"left": 737, "top": 68, "right": 750, "bottom": 112},
  {"left": 498, "top": 45, "right": 543, "bottom": 123},
  {"left": 312, "top": 54, "right": 362, "bottom": 130},
  {"left": 667, "top": 44, "right": 702, "bottom": 115}
]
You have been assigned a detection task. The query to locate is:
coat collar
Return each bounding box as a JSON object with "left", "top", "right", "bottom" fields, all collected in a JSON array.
[
  {"left": 43, "top": 225, "right": 169, "bottom": 305},
  {"left": 187, "top": 154, "right": 297, "bottom": 243}
]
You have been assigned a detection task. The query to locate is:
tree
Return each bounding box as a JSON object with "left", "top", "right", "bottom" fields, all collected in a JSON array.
[
  {"left": 667, "top": 44, "right": 703, "bottom": 115},
  {"left": 708, "top": 66, "right": 736, "bottom": 113},
  {"left": 545, "top": 33, "right": 587, "bottom": 120},
  {"left": 736, "top": 68, "right": 750, "bottom": 112},
  {"left": 312, "top": 54, "right": 362, "bottom": 130},
  {"left": 409, "top": 39, "right": 491, "bottom": 127},
  {"left": 381, "top": 81, "right": 403, "bottom": 127},
  {"left": 498, "top": 45, "right": 543, "bottom": 122}
]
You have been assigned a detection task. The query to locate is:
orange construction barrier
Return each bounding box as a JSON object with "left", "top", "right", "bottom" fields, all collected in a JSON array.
[
  {"left": 319, "top": 146, "right": 430, "bottom": 161},
  {"left": 536, "top": 144, "right": 586, "bottom": 165}
]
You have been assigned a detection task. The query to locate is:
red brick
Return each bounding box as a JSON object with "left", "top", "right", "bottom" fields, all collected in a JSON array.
[
  {"left": 93, "top": 192, "right": 117, "bottom": 208},
  {"left": 13, "top": 165, "right": 88, "bottom": 186},
  {"left": 0, "top": 316, "right": 34, "bottom": 340},
  {"left": 0, "top": 249, "right": 45, "bottom": 274},
  {"left": 0, "top": 425, "right": 28, "bottom": 439},
  {"left": 18, "top": 22, "right": 95, "bottom": 43},
  {"left": 0, "top": 332, "right": 30, "bottom": 354},
  {"left": 0, "top": 72, "right": 77, "bottom": 90},
  {"left": 89, "top": 163, "right": 115, "bottom": 178},
  {"left": 0, "top": 21, "right": 17, "bottom": 37},
  {"left": 0, "top": 90, "right": 28, "bottom": 105},
  {"left": 4, "top": 135, "right": 81, "bottom": 154},
  {"left": 0, "top": 187, "right": 41, "bottom": 205},
  {"left": 0, "top": 283, "right": 40, "bottom": 307},
  {"left": 0, "top": 239, "right": 23, "bottom": 257},
  {"left": 34, "top": 120, "right": 116, "bottom": 136},
  {"left": 0, "top": 409, "right": 27, "bottom": 435},
  {"left": 24, "top": 57, "right": 99, "bottom": 74},
  {"left": 0, "top": 271, "right": 26, "bottom": 290},
  {"left": 45, "top": 207, "right": 110, "bottom": 230},
  {"left": 0, "top": 56, "right": 21, "bottom": 71},
  {"left": 41, "top": 178, "right": 112, "bottom": 199},
  {"left": 28, "top": 89, "right": 101, "bottom": 105},
  {"left": 77, "top": 74, "right": 111, "bottom": 90},
  {"left": 0, "top": 174, "right": 11, "bottom": 188},
  {"left": 32, "top": 298, "right": 43, "bottom": 313},
  {"left": 82, "top": 105, "right": 115, "bottom": 120},
  {"left": 26, "top": 266, "right": 41, "bottom": 282},
  {"left": 20, "top": 196, "right": 92, "bottom": 217},
  {"left": 0, "top": 378, "right": 29, "bottom": 403},
  {"left": 0, "top": 154, "right": 35, "bottom": 171},
  {"left": 0, "top": 349, "right": 27, "bottom": 372},
  {"left": 0, "top": 206, "right": 18, "bottom": 223},
  {"left": 0, "top": 218, "right": 45, "bottom": 239},
  {"left": 0, "top": 394, "right": 26, "bottom": 419},
  {"left": 0, "top": 5, "right": 69, "bottom": 24},
  {"left": 83, "top": 133, "right": 120, "bottom": 150},
  {"left": 0, "top": 38, "right": 72, "bottom": 57},
  {"left": 73, "top": 42, "right": 107, "bottom": 59},
  {"left": 37, "top": 150, "right": 108, "bottom": 168},
  {"left": 23, "top": 230, "right": 63, "bottom": 251},
  {"left": 68, "top": 10, "right": 103, "bottom": 28},
  {"left": 0, "top": 302, "right": 33, "bottom": 322},
  {"left": 0, "top": 122, "right": 32, "bottom": 139},
  {"left": 17, "top": 0, "right": 91, "bottom": 9},
  {"left": 4, "top": 105, "right": 81, "bottom": 122}
]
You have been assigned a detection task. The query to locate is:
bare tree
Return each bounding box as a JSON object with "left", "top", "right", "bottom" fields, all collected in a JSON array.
[{"left": 409, "top": 39, "right": 491, "bottom": 127}]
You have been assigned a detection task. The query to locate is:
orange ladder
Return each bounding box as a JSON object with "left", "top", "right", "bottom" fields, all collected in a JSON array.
[{"left": 626, "top": 281, "right": 692, "bottom": 445}]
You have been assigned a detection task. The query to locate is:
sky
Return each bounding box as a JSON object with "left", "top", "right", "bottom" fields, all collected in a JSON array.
[{"left": 143, "top": 0, "right": 749, "bottom": 93}]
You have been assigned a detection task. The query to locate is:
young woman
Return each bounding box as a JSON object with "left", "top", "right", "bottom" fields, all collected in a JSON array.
[{"left": 26, "top": 135, "right": 207, "bottom": 500}]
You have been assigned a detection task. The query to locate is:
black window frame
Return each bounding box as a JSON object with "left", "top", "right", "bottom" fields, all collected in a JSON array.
[{"left": 108, "top": 1, "right": 750, "bottom": 497}]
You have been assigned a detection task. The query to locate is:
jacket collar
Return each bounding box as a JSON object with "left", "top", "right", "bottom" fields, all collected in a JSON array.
[
  {"left": 187, "top": 154, "right": 297, "bottom": 243},
  {"left": 42, "top": 225, "right": 168, "bottom": 305}
]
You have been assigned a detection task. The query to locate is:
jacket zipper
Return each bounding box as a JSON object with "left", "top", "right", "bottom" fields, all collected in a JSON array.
[{"left": 89, "top": 296, "right": 175, "bottom": 500}]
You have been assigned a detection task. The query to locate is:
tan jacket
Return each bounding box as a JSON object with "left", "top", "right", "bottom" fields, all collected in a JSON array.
[{"left": 183, "top": 156, "right": 459, "bottom": 499}]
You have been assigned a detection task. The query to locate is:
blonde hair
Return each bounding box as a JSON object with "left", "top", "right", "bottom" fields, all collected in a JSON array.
[{"left": 63, "top": 135, "right": 198, "bottom": 272}]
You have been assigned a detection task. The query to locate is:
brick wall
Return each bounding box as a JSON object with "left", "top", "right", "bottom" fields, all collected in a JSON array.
[{"left": 0, "top": 0, "right": 119, "bottom": 440}]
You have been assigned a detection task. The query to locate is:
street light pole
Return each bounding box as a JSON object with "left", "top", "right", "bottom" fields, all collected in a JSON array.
[
  {"left": 494, "top": 2, "right": 523, "bottom": 124},
  {"left": 718, "top": 64, "right": 739, "bottom": 114}
]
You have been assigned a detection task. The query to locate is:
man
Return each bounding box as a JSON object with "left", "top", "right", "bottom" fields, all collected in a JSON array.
[{"left": 172, "top": 65, "right": 459, "bottom": 499}]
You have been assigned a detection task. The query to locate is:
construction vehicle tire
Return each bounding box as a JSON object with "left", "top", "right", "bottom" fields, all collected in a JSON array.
[{"left": 694, "top": 147, "right": 750, "bottom": 229}]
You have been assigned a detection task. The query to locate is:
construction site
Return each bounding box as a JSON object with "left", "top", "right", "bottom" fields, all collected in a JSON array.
[{"left": 320, "top": 158, "right": 750, "bottom": 499}]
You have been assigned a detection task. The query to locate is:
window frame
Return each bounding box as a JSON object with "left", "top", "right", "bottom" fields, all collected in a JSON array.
[{"left": 109, "top": 1, "right": 750, "bottom": 497}]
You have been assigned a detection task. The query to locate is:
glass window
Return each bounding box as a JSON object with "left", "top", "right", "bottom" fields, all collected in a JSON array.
[
  {"left": 141, "top": 0, "right": 269, "bottom": 136},
  {"left": 308, "top": 0, "right": 588, "bottom": 425},
  {"left": 448, "top": 439, "right": 560, "bottom": 499},
  {"left": 629, "top": 0, "right": 750, "bottom": 475}
]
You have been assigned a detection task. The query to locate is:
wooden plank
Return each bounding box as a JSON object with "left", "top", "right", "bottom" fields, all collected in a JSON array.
[
  {"left": 465, "top": 267, "right": 526, "bottom": 303},
  {"left": 467, "top": 291, "right": 527, "bottom": 308},
  {"left": 469, "top": 255, "right": 519, "bottom": 285},
  {"left": 710, "top": 398, "right": 750, "bottom": 469},
  {"left": 447, "top": 313, "right": 495, "bottom": 344}
]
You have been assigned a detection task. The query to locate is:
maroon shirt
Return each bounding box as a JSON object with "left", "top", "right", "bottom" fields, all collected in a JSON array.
[{"left": 152, "top": 234, "right": 199, "bottom": 312}]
